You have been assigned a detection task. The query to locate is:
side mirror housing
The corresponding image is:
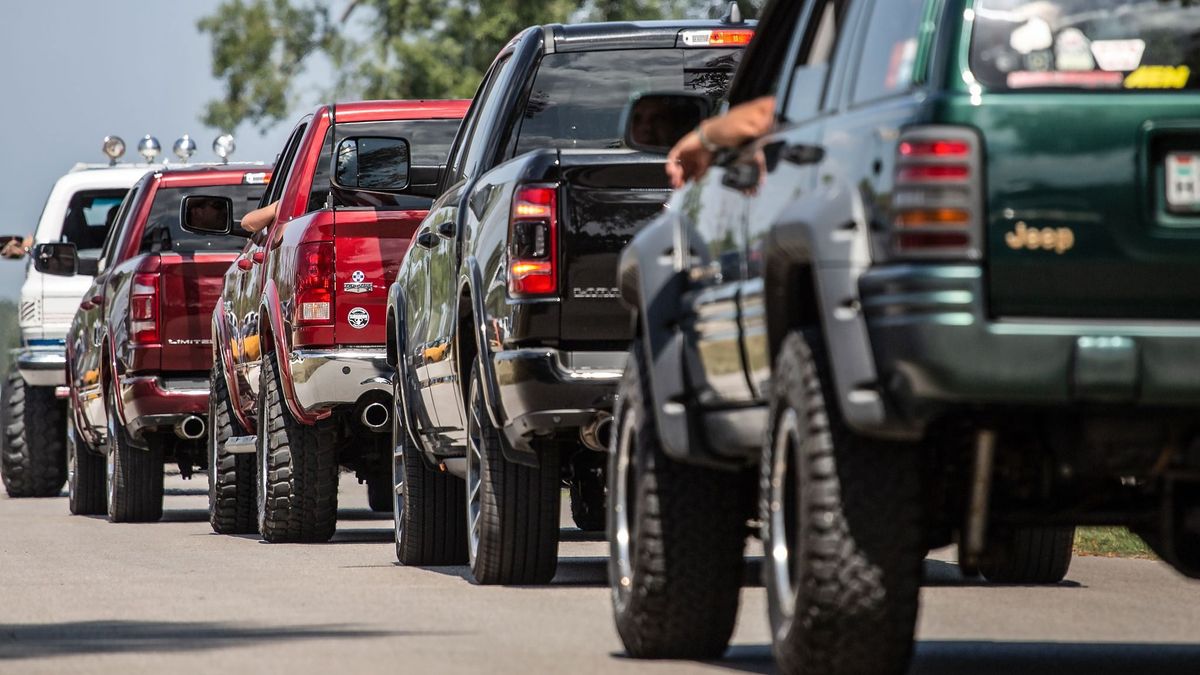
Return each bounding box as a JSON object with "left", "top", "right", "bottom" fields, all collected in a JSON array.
[
  {"left": 33, "top": 243, "right": 87, "bottom": 277},
  {"left": 180, "top": 195, "right": 233, "bottom": 235},
  {"left": 623, "top": 93, "right": 714, "bottom": 155},
  {"left": 333, "top": 136, "right": 412, "bottom": 191}
]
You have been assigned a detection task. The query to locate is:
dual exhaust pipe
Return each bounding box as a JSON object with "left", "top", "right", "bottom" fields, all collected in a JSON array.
[
  {"left": 174, "top": 415, "right": 206, "bottom": 440},
  {"left": 171, "top": 402, "right": 389, "bottom": 441}
]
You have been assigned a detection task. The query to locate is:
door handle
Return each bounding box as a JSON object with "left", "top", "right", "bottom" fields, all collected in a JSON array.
[
  {"left": 436, "top": 220, "right": 456, "bottom": 239},
  {"left": 251, "top": 249, "right": 265, "bottom": 264},
  {"left": 779, "top": 142, "right": 824, "bottom": 166},
  {"left": 415, "top": 229, "right": 438, "bottom": 249},
  {"left": 236, "top": 258, "right": 253, "bottom": 271}
]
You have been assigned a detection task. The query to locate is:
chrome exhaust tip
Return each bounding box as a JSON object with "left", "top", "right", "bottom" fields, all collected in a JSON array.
[
  {"left": 175, "top": 415, "right": 206, "bottom": 440},
  {"left": 360, "top": 401, "right": 390, "bottom": 431},
  {"left": 580, "top": 413, "right": 613, "bottom": 452}
]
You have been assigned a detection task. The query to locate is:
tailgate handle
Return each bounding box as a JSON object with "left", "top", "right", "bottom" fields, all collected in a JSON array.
[{"left": 415, "top": 229, "right": 438, "bottom": 250}]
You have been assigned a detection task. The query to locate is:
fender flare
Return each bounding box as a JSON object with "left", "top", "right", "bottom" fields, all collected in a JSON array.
[
  {"left": 462, "top": 257, "right": 506, "bottom": 431},
  {"left": 385, "top": 283, "right": 422, "bottom": 449},
  {"left": 618, "top": 212, "right": 699, "bottom": 462},
  {"left": 259, "top": 281, "right": 326, "bottom": 425},
  {"left": 211, "top": 306, "right": 254, "bottom": 433},
  {"left": 64, "top": 341, "right": 98, "bottom": 450}
]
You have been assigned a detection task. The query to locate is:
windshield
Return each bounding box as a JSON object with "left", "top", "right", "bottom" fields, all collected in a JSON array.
[
  {"left": 62, "top": 189, "right": 127, "bottom": 254},
  {"left": 971, "top": 0, "right": 1200, "bottom": 91},
  {"left": 140, "top": 184, "right": 265, "bottom": 254},
  {"left": 515, "top": 47, "right": 744, "bottom": 154}
]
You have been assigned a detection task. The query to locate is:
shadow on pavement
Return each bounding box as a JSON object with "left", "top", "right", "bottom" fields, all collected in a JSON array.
[
  {"left": 0, "top": 620, "right": 421, "bottom": 660},
  {"left": 337, "top": 508, "right": 394, "bottom": 522},
  {"left": 914, "top": 640, "right": 1200, "bottom": 674},
  {"left": 159, "top": 509, "right": 211, "bottom": 523},
  {"left": 327, "top": 527, "right": 395, "bottom": 544},
  {"left": 608, "top": 645, "right": 774, "bottom": 674},
  {"left": 163, "top": 487, "right": 207, "bottom": 497},
  {"left": 560, "top": 529, "right": 606, "bottom": 543},
  {"left": 922, "top": 559, "right": 1084, "bottom": 588}
]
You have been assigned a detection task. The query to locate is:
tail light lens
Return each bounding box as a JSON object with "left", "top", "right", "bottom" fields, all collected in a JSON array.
[
  {"left": 889, "top": 127, "right": 983, "bottom": 260},
  {"left": 508, "top": 185, "right": 558, "bottom": 297},
  {"left": 129, "top": 273, "right": 160, "bottom": 344},
  {"left": 296, "top": 241, "right": 335, "bottom": 325}
]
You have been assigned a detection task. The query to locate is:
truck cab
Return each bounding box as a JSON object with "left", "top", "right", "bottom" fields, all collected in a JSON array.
[{"left": 1, "top": 146, "right": 157, "bottom": 500}]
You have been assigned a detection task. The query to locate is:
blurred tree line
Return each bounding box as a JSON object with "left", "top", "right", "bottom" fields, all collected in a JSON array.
[
  {"left": 199, "top": 0, "right": 762, "bottom": 133},
  {"left": 0, "top": 300, "right": 22, "bottom": 373}
]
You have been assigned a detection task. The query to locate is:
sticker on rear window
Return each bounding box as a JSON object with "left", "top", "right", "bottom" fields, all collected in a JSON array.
[
  {"left": 1091, "top": 40, "right": 1146, "bottom": 72},
  {"left": 1125, "top": 65, "right": 1191, "bottom": 89},
  {"left": 348, "top": 307, "right": 370, "bottom": 329}
]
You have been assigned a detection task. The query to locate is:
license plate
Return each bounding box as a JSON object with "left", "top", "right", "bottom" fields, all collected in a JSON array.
[{"left": 1166, "top": 152, "right": 1200, "bottom": 213}]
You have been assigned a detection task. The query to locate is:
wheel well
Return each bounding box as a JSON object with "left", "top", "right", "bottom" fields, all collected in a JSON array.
[
  {"left": 386, "top": 311, "right": 397, "bottom": 368},
  {"left": 764, "top": 252, "right": 820, "bottom": 366},
  {"left": 455, "top": 290, "right": 477, "bottom": 405}
]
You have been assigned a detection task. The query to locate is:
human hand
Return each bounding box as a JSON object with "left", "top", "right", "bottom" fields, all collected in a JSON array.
[{"left": 666, "top": 130, "right": 713, "bottom": 189}]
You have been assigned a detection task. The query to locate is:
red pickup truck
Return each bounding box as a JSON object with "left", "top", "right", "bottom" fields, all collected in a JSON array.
[
  {"left": 36, "top": 164, "right": 271, "bottom": 522},
  {"left": 207, "top": 100, "right": 467, "bottom": 541}
]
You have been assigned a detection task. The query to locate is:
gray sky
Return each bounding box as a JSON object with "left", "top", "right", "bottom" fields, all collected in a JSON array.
[{"left": 0, "top": 0, "right": 322, "bottom": 299}]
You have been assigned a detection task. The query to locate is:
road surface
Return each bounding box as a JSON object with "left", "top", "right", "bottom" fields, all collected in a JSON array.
[{"left": 2, "top": 474, "right": 1199, "bottom": 674}]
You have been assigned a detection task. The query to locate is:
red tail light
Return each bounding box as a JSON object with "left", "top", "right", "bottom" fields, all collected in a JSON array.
[
  {"left": 129, "top": 273, "right": 160, "bottom": 344},
  {"left": 508, "top": 185, "right": 558, "bottom": 297},
  {"left": 296, "top": 241, "right": 335, "bottom": 325},
  {"left": 889, "top": 127, "right": 983, "bottom": 260}
]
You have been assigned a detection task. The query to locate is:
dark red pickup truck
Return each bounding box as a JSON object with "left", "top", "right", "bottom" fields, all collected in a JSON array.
[
  {"left": 207, "top": 100, "right": 467, "bottom": 541},
  {"left": 38, "top": 164, "right": 270, "bottom": 522}
]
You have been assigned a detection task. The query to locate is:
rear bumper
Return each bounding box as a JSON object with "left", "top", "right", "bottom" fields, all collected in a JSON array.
[
  {"left": 289, "top": 348, "right": 392, "bottom": 416},
  {"left": 492, "top": 348, "right": 625, "bottom": 452},
  {"left": 861, "top": 265, "right": 1200, "bottom": 427},
  {"left": 119, "top": 374, "right": 209, "bottom": 439},
  {"left": 15, "top": 345, "right": 67, "bottom": 387}
]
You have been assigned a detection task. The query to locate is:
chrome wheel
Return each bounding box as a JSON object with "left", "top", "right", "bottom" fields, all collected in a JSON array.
[
  {"left": 391, "top": 392, "right": 407, "bottom": 545},
  {"left": 465, "top": 383, "right": 484, "bottom": 566},
  {"left": 256, "top": 381, "right": 268, "bottom": 535},
  {"left": 610, "top": 405, "right": 637, "bottom": 613},
  {"left": 767, "top": 407, "right": 802, "bottom": 630},
  {"left": 207, "top": 387, "right": 219, "bottom": 513},
  {"left": 105, "top": 388, "right": 117, "bottom": 514},
  {"left": 66, "top": 413, "right": 78, "bottom": 500}
]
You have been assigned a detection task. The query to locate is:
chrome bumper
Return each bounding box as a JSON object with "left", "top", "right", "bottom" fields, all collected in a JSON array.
[
  {"left": 15, "top": 347, "right": 67, "bottom": 387},
  {"left": 289, "top": 348, "right": 392, "bottom": 415}
]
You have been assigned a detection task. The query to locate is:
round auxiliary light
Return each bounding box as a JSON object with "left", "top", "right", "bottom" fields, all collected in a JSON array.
[
  {"left": 213, "top": 133, "right": 236, "bottom": 163},
  {"left": 137, "top": 135, "right": 161, "bottom": 163},
  {"left": 173, "top": 134, "right": 197, "bottom": 163},
  {"left": 102, "top": 135, "right": 126, "bottom": 165}
]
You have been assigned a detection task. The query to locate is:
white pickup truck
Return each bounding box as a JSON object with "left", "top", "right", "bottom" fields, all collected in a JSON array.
[{"left": 1, "top": 159, "right": 154, "bottom": 497}]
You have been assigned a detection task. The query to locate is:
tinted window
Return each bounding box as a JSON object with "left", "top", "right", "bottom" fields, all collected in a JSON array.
[
  {"left": 851, "top": 0, "right": 927, "bottom": 104},
  {"left": 972, "top": 0, "right": 1200, "bottom": 91},
  {"left": 784, "top": 0, "right": 849, "bottom": 120},
  {"left": 329, "top": 118, "right": 462, "bottom": 210},
  {"left": 261, "top": 123, "right": 307, "bottom": 209},
  {"left": 515, "top": 48, "right": 744, "bottom": 154},
  {"left": 140, "top": 184, "right": 265, "bottom": 254},
  {"left": 62, "top": 189, "right": 128, "bottom": 254}
]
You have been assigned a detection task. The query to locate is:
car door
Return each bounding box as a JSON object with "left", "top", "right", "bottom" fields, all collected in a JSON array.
[
  {"left": 739, "top": 0, "right": 859, "bottom": 397},
  {"left": 418, "top": 54, "right": 518, "bottom": 445}
]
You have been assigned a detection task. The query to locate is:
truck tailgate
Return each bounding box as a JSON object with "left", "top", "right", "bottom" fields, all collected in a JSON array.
[
  {"left": 559, "top": 153, "right": 671, "bottom": 344},
  {"left": 158, "top": 252, "right": 238, "bottom": 370},
  {"left": 333, "top": 209, "right": 425, "bottom": 345}
]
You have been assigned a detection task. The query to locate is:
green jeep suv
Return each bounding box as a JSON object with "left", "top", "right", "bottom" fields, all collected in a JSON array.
[{"left": 611, "top": 0, "right": 1200, "bottom": 673}]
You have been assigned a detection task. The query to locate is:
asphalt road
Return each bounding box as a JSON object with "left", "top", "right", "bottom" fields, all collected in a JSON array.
[{"left": 2, "top": 474, "right": 1200, "bottom": 675}]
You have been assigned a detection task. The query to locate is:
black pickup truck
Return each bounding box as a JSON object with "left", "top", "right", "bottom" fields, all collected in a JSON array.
[{"left": 386, "top": 17, "right": 752, "bottom": 584}]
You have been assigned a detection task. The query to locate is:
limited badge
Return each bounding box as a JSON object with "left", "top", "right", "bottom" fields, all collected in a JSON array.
[
  {"left": 348, "top": 307, "right": 370, "bottom": 329},
  {"left": 343, "top": 269, "right": 373, "bottom": 294}
]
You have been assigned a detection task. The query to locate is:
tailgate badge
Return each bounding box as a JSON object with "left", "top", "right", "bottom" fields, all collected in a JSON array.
[
  {"left": 348, "top": 307, "right": 370, "bottom": 329},
  {"left": 344, "top": 270, "right": 373, "bottom": 294},
  {"left": 573, "top": 287, "right": 621, "bottom": 299}
]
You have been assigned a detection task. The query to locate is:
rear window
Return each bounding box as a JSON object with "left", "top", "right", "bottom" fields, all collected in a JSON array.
[
  {"left": 515, "top": 47, "right": 744, "bottom": 154},
  {"left": 140, "top": 184, "right": 265, "bottom": 254},
  {"left": 971, "top": 0, "right": 1200, "bottom": 91},
  {"left": 62, "top": 189, "right": 127, "bottom": 254}
]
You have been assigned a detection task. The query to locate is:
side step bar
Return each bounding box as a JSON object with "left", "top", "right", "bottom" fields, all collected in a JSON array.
[{"left": 224, "top": 435, "right": 257, "bottom": 454}]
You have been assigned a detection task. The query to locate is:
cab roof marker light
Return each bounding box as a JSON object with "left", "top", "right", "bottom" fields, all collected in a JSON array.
[
  {"left": 679, "top": 29, "right": 754, "bottom": 47},
  {"left": 722, "top": 2, "right": 743, "bottom": 24},
  {"left": 243, "top": 172, "right": 270, "bottom": 185}
]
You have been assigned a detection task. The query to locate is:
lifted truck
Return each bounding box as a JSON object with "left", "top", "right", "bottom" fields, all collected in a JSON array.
[
  {"left": 208, "top": 100, "right": 467, "bottom": 540},
  {"left": 41, "top": 164, "right": 269, "bottom": 521},
  {"left": 1, "top": 153, "right": 152, "bottom": 498},
  {"left": 612, "top": 0, "right": 1200, "bottom": 672},
  {"left": 387, "top": 17, "right": 751, "bottom": 583}
]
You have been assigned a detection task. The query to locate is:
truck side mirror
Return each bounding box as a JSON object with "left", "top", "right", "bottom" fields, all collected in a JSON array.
[
  {"left": 623, "top": 93, "right": 713, "bottom": 155},
  {"left": 180, "top": 195, "right": 233, "bottom": 235},
  {"left": 333, "top": 136, "right": 411, "bottom": 191},
  {"left": 33, "top": 242, "right": 88, "bottom": 276}
]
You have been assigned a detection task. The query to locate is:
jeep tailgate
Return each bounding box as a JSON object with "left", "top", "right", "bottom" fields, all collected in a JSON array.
[
  {"left": 558, "top": 152, "right": 671, "bottom": 345},
  {"left": 332, "top": 209, "right": 425, "bottom": 345},
  {"left": 158, "top": 252, "right": 239, "bottom": 370}
]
